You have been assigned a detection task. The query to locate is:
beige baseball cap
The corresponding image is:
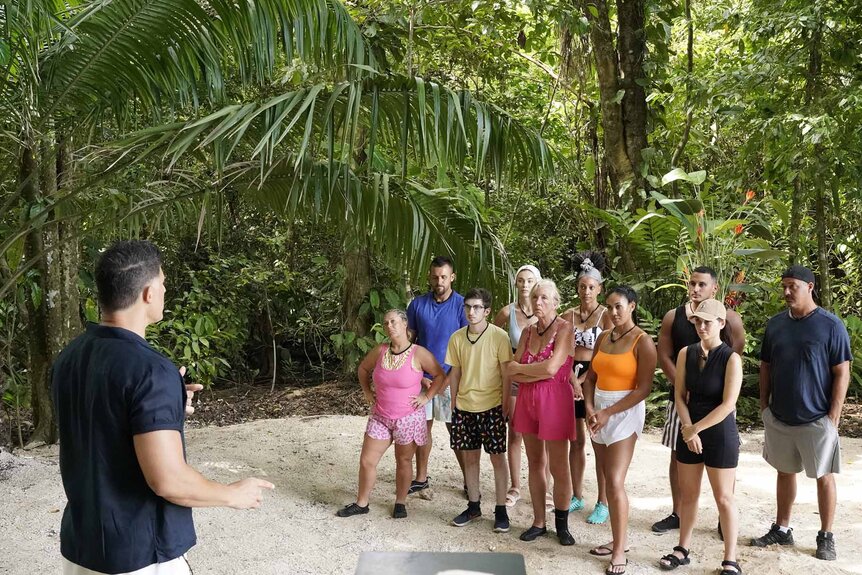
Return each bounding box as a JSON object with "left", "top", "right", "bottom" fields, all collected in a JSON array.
[{"left": 690, "top": 298, "right": 727, "bottom": 321}]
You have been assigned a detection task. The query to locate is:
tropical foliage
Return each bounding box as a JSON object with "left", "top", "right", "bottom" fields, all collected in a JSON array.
[{"left": 3, "top": 0, "right": 862, "bottom": 447}]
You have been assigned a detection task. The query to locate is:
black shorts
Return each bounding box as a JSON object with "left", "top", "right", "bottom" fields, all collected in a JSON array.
[
  {"left": 675, "top": 421, "right": 739, "bottom": 469},
  {"left": 573, "top": 361, "right": 590, "bottom": 419},
  {"left": 451, "top": 406, "right": 507, "bottom": 454}
]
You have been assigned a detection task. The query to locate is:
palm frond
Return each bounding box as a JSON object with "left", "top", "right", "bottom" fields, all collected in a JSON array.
[
  {"left": 42, "top": 0, "right": 373, "bottom": 121},
  {"left": 237, "top": 157, "right": 509, "bottom": 290},
  {"left": 111, "top": 75, "right": 554, "bottom": 188}
]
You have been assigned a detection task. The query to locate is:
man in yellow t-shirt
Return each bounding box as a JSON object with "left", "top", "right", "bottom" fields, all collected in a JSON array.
[{"left": 446, "top": 287, "right": 514, "bottom": 533}]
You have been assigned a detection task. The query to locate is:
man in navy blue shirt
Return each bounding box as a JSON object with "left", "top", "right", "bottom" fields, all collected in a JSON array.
[
  {"left": 53, "top": 241, "right": 274, "bottom": 575},
  {"left": 751, "top": 265, "right": 851, "bottom": 562},
  {"left": 406, "top": 256, "right": 468, "bottom": 494}
]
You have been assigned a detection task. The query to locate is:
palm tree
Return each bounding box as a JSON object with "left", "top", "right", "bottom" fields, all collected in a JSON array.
[{"left": 0, "top": 0, "right": 552, "bottom": 445}]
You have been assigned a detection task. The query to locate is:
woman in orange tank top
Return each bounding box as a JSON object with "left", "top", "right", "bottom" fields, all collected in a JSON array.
[{"left": 582, "top": 286, "right": 657, "bottom": 575}]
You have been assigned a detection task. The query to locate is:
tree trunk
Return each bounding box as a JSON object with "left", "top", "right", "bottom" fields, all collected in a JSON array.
[
  {"left": 21, "top": 144, "right": 56, "bottom": 446},
  {"left": 580, "top": 0, "right": 634, "bottom": 197},
  {"left": 617, "top": 0, "right": 648, "bottom": 199},
  {"left": 21, "top": 134, "right": 82, "bottom": 446},
  {"left": 788, "top": 177, "right": 803, "bottom": 265},
  {"left": 341, "top": 243, "right": 372, "bottom": 376},
  {"left": 814, "top": 183, "right": 832, "bottom": 309},
  {"left": 580, "top": 0, "right": 648, "bottom": 206}
]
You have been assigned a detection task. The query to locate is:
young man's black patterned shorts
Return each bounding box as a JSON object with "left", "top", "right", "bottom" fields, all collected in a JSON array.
[{"left": 450, "top": 405, "right": 507, "bottom": 454}]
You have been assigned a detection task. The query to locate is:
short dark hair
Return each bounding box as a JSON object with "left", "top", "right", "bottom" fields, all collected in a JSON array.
[
  {"left": 691, "top": 266, "right": 718, "bottom": 282},
  {"left": 95, "top": 240, "right": 163, "bottom": 312},
  {"left": 607, "top": 285, "right": 640, "bottom": 324},
  {"left": 464, "top": 287, "right": 492, "bottom": 308},
  {"left": 430, "top": 255, "right": 454, "bottom": 271}
]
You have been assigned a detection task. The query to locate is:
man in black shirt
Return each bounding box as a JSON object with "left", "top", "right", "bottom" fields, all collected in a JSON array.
[
  {"left": 652, "top": 266, "right": 745, "bottom": 534},
  {"left": 53, "top": 240, "right": 274, "bottom": 575}
]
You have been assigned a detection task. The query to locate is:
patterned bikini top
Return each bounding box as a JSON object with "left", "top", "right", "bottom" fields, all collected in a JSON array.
[{"left": 573, "top": 307, "right": 606, "bottom": 350}]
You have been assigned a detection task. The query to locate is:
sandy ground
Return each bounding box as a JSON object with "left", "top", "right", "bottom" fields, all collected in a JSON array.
[{"left": 2, "top": 417, "right": 862, "bottom": 575}]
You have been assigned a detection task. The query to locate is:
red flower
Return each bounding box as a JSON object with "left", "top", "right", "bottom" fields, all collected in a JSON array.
[
  {"left": 744, "top": 189, "right": 755, "bottom": 205},
  {"left": 697, "top": 225, "right": 703, "bottom": 238},
  {"left": 734, "top": 224, "right": 743, "bottom": 235}
]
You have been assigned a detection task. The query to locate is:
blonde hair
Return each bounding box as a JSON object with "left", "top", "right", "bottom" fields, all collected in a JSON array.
[{"left": 530, "top": 279, "right": 561, "bottom": 307}]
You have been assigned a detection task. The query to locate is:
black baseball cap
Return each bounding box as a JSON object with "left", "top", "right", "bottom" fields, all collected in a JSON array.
[{"left": 781, "top": 265, "right": 815, "bottom": 285}]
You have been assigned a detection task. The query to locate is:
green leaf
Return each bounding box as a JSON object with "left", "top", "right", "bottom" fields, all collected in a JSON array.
[
  {"left": 611, "top": 89, "right": 625, "bottom": 105},
  {"left": 732, "top": 248, "right": 788, "bottom": 260},
  {"left": 588, "top": 5, "right": 599, "bottom": 18},
  {"left": 369, "top": 289, "right": 380, "bottom": 309},
  {"left": 585, "top": 155, "right": 596, "bottom": 181},
  {"left": 660, "top": 168, "right": 706, "bottom": 186}
]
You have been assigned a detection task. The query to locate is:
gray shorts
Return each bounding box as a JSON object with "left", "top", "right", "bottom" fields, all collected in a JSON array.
[
  {"left": 425, "top": 386, "right": 452, "bottom": 423},
  {"left": 762, "top": 407, "right": 840, "bottom": 478}
]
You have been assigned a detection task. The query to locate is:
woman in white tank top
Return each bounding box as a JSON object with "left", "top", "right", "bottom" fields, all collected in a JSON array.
[
  {"left": 493, "top": 264, "right": 540, "bottom": 507},
  {"left": 562, "top": 252, "right": 614, "bottom": 525}
]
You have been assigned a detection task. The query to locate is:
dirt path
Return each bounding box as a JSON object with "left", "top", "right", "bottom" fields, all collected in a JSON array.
[{"left": 2, "top": 417, "right": 861, "bottom": 574}]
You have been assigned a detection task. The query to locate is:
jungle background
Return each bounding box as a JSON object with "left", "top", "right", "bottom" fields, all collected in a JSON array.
[{"left": 2, "top": 0, "right": 862, "bottom": 450}]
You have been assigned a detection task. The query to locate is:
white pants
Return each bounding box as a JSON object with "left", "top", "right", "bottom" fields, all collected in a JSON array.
[{"left": 62, "top": 556, "right": 191, "bottom": 575}]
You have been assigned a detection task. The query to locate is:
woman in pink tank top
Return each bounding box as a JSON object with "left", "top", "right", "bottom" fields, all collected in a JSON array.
[{"left": 336, "top": 309, "right": 445, "bottom": 520}]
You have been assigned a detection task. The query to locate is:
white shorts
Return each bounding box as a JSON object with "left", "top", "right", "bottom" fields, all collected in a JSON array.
[
  {"left": 62, "top": 556, "right": 191, "bottom": 575},
  {"left": 592, "top": 389, "right": 645, "bottom": 446}
]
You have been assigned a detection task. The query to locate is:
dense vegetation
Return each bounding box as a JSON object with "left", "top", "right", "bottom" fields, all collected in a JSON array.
[{"left": 2, "top": 0, "right": 861, "bottom": 448}]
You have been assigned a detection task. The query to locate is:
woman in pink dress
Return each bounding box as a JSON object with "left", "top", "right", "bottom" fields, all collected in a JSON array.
[
  {"left": 336, "top": 309, "right": 445, "bottom": 519},
  {"left": 506, "top": 279, "right": 577, "bottom": 546}
]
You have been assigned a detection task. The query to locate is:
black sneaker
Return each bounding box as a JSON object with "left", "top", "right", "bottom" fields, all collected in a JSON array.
[
  {"left": 452, "top": 505, "right": 482, "bottom": 527},
  {"left": 408, "top": 476, "right": 430, "bottom": 494},
  {"left": 651, "top": 512, "right": 680, "bottom": 533},
  {"left": 519, "top": 525, "right": 548, "bottom": 541},
  {"left": 336, "top": 502, "right": 369, "bottom": 517},
  {"left": 493, "top": 505, "right": 510, "bottom": 533},
  {"left": 815, "top": 531, "right": 836, "bottom": 560},
  {"left": 750, "top": 523, "right": 794, "bottom": 547},
  {"left": 392, "top": 503, "right": 407, "bottom": 519}
]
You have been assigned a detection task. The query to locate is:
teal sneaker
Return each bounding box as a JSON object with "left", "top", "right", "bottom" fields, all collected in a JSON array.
[
  {"left": 568, "top": 496, "right": 585, "bottom": 512},
  {"left": 586, "top": 501, "right": 609, "bottom": 524}
]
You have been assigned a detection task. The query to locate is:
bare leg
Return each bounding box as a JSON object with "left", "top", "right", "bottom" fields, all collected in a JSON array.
[
  {"left": 448, "top": 422, "right": 467, "bottom": 482},
  {"left": 706, "top": 466, "right": 738, "bottom": 565},
  {"left": 669, "top": 450, "right": 680, "bottom": 514},
  {"left": 508, "top": 396, "right": 523, "bottom": 491},
  {"left": 776, "top": 471, "right": 797, "bottom": 527},
  {"left": 660, "top": 461, "right": 703, "bottom": 567},
  {"left": 570, "top": 418, "right": 587, "bottom": 500},
  {"left": 490, "top": 452, "right": 510, "bottom": 506},
  {"left": 523, "top": 433, "right": 548, "bottom": 528},
  {"left": 601, "top": 434, "right": 638, "bottom": 572},
  {"left": 816, "top": 474, "right": 836, "bottom": 532},
  {"left": 593, "top": 439, "right": 608, "bottom": 505},
  {"left": 461, "top": 449, "right": 481, "bottom": 501},
  {"left": 547, "top": 439, "right": 573, "bottom": 509},
  {"left": 356, "top": 435, "right": 392, "bottom": 506},
  {"left": 414, "top": 419, "right": 433, "bottom": 482},
  {"left": 393, "top": 442, "right": 417, "bottom": 504}
]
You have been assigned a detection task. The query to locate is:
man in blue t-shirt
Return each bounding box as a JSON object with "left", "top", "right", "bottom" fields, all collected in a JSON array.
[
  {"left": 53, "top": 241, "right": 274, "bottom": 575},
  {"left": 406, "top": 255, "right": 468, "bottom": 494},
  {"left": 751, "top": 265, "right": 851, "bottom": 562}
]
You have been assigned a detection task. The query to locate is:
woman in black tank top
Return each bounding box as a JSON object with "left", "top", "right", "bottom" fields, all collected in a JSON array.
[{"left": 658, "top": 300, "right": 743, "bottom": 575}]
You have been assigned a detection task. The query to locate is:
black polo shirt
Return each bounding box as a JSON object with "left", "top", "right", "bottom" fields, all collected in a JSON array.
[{"left": 52, "top": 324, "right": 196, "bottom": 573}]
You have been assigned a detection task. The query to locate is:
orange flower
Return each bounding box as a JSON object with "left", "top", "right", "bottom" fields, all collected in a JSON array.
[
  {"left": 746, "top": 189, "right": 755, "bottom": 201},
  {"left": 734, "top": 224, "right": 743, "bottom": 235},
  {"left": 697, "top": 225, "right": 703, "bottom": 238}
]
